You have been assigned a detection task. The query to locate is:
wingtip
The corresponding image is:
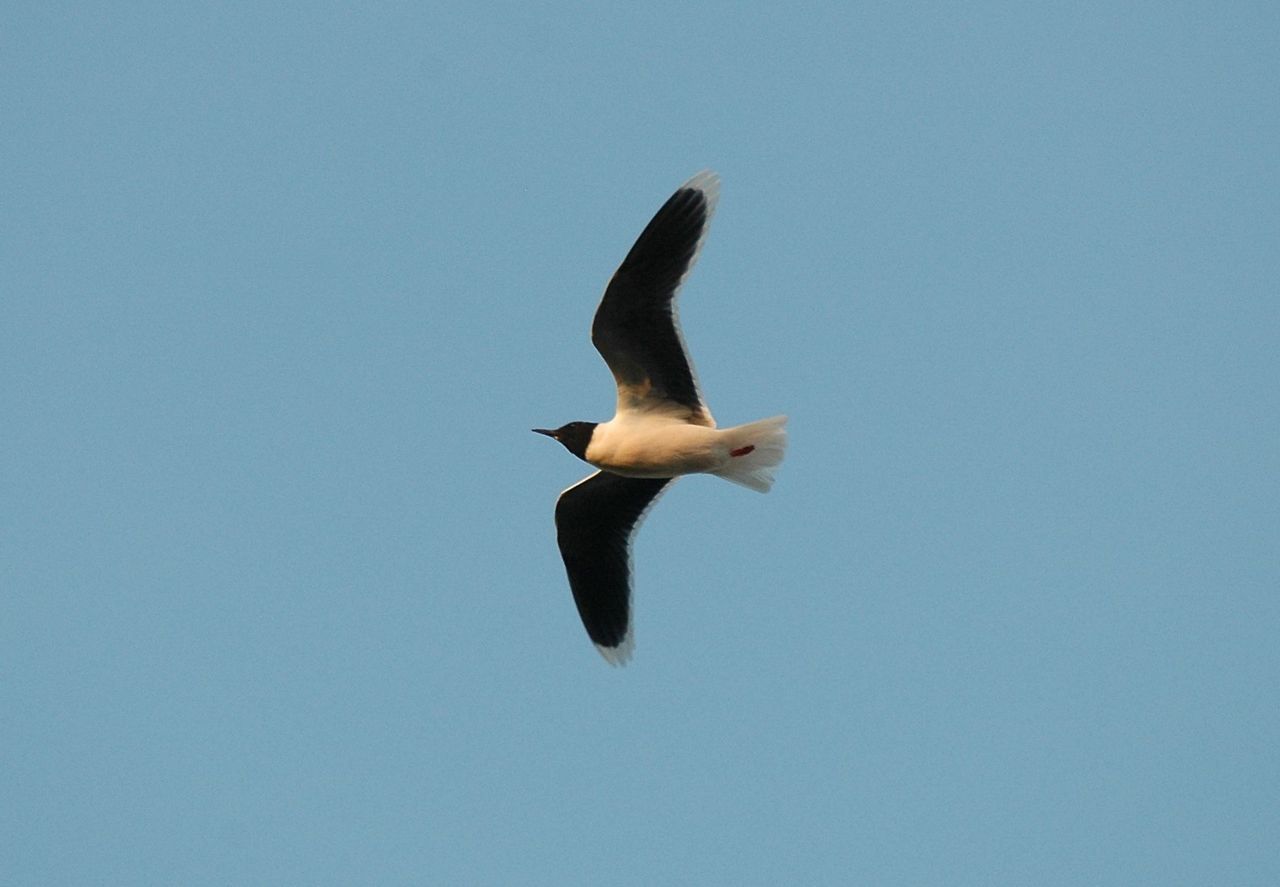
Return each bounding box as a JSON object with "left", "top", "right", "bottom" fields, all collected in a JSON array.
[
  {"left": 681, "top": 169, "right": 721, "bottom": 209},
  {"left": 595, "top": 630, "right": 634, "bottom": 666}
]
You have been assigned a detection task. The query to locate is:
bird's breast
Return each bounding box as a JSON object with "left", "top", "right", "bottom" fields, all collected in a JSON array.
[{"left": 585, "top": 419, "right": 723, "bottom": 478}]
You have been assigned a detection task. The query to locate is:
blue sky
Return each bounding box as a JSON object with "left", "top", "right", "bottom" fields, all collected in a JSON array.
[{"left": 3, "top": 3, "right": 1278, "bottom": 884}]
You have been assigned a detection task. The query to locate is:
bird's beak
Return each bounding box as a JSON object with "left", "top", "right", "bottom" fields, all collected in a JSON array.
[{"left": 532, "top": 428, "right": 558, "bottom": 439}]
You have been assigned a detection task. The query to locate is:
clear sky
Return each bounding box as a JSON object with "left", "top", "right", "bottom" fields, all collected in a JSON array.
[{"left": 3, "top": 3, "right": 1278, "bottom": 885}]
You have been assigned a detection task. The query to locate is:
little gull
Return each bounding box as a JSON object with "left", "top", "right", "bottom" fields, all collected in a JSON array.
[{"left": 535, "top": 171, "right": 787, "bottom": 665}]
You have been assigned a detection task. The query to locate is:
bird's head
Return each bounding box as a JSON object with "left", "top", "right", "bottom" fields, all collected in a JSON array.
[{"left": 532, "top": 421, "right": 597, "bottom": 461}]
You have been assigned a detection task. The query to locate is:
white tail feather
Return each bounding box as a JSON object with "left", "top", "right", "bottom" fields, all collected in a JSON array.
[{"left": 711, "top": 415, "right": 788, "bottom": 492}]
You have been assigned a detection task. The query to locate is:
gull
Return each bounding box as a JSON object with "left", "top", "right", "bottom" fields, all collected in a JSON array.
[{"left": 534, "top": 171, "right": 787, "bottom": 664}]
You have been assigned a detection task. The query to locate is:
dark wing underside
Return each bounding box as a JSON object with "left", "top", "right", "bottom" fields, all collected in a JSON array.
[
  {"left": 592, "top": 172, "right": 718, "bottom": 422},
  {"left": 554, "top": 471, "right": 673, "bottom": 663}
]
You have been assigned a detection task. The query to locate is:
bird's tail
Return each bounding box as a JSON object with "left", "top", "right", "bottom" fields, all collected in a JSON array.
[{"left": 711, "top": 415, "right": 789, "bottom": 493}]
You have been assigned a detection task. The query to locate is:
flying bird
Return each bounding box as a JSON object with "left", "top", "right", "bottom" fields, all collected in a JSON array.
[{"left": 535, "top": 171, "right": 788, "bottom": 665}]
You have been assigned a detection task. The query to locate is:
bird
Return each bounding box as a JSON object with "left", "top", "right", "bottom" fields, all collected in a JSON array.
[{"left": 534, "top": 170, "right": 788, "bottom": 665}]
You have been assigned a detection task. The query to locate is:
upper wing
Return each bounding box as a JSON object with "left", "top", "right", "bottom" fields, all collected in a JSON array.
[
  {"left": 591, "top": 171, "right": 720, "bottom": 426},
  {"left": 554, "top": 470, "right": 673, "bottom": 665}
]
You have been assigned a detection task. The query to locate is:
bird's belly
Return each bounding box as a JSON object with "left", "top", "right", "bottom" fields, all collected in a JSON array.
[{"left": 586, "top": 423, "right": 722, "bottom": 478}]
